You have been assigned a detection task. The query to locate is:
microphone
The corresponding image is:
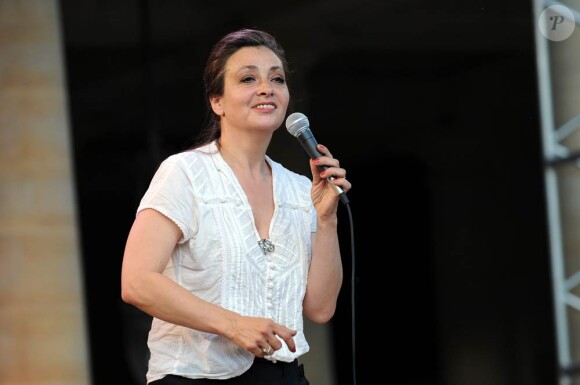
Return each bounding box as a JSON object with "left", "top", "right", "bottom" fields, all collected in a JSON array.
[{"left": 285, "top": 112, "right": 349, "bottom": 205}]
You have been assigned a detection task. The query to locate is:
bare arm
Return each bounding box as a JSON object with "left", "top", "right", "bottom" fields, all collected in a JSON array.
[
  {"left": 303, "top": 219, "right": 344, "bottom": 324},
  {"left": 302, "top": 144, "right": 351, "bottom": 324},
  {"left": 121, "top": 208, "right": 296, "bottom": 356}
]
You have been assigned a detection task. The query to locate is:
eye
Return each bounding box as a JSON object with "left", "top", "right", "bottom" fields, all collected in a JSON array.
[
  {"left": 241, "top": 76, "right": 255, "bottom": 83},
  {"left": 272, "top": 76, "right": 285, "bottom": 84}
]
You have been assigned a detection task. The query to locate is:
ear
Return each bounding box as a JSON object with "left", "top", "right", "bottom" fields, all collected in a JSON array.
[{"left": 210, "top": 96, "right": 223, "bottom": 116}]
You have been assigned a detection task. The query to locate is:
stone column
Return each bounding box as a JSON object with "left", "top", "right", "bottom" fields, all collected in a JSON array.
[{"left": 0, "top": 1, "right": 90, "bottom": 384}]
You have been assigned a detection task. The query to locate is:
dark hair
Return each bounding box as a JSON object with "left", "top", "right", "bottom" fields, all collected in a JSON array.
[{"left": 193, "top": 28, "right": 291, "bottom": 148}]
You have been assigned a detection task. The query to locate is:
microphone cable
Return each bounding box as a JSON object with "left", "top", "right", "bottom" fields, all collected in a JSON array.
[
  {"left": 286, "top": 112, "right": 356, "bottom": 383},
  {"left": 344, "top": 202, "right": 357, "bottom": 385}
]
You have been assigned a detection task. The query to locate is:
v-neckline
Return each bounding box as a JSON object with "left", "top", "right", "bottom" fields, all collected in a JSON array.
[{"left": 213, "top": 145, "right": 277, "bottom": 243}]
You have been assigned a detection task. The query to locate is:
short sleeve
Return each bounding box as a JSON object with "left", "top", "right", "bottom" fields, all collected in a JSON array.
[{"left": 137, "top": 155, "right": 197, "bottom": 243}]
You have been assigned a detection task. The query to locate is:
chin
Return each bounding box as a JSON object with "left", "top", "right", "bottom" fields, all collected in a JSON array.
[{"left": 254, "top": 117, "right": 284, "bottom": 130}]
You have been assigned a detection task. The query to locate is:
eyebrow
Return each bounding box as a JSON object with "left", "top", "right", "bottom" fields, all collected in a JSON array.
[{"left": 236, "top": 65, "right": 283, "bottom": 73}]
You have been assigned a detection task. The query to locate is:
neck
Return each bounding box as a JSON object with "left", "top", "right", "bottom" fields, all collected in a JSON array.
[{"left": 218, "top": 133, "right": 271, "bottom": 176}]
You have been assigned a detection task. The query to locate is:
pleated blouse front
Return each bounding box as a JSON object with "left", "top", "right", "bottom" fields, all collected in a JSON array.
[{"left": 137, "top": 141, "right": 316, "bottom": 383}]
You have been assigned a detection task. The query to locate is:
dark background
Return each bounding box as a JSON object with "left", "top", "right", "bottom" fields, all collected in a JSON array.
[{"left": 58, "top": 1, "right": 555, "bottom": 384}]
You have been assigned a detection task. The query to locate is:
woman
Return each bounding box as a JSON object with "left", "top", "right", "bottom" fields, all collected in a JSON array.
[{"left": 121, "top": 28, "right": 351, "bottom": 385}]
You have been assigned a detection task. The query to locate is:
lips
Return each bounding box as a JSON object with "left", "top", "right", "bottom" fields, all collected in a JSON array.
[{"left": 253, "top": 102, "right": 276, "bottom": 110}]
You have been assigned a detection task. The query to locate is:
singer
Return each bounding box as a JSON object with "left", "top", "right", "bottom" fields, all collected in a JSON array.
[{"left": 121, "top": 28, "right": 351, "bottom": 385}]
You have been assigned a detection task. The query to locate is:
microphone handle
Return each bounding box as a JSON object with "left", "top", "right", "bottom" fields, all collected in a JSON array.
[{"left": 297, "top": 131, "right": 350, "bottom": 205}]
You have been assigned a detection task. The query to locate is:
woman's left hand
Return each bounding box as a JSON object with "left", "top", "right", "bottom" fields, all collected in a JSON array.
[{"left": 309, "top": 144, "right": 351, "bottom": 219}]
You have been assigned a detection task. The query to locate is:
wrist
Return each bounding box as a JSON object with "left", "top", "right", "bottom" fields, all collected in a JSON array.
[
  {"left": 217, "top": 309, "right": 242, "bottom": 339},
  {"left": 316, "top": 216, "right": 338, "bottom": 230}
]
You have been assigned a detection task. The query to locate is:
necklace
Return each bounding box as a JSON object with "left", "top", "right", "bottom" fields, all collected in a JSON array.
[{"left": 258, "top": 239, "right": 275, "bottom": 254}]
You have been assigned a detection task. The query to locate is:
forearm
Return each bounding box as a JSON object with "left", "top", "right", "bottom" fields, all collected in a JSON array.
[
  {"left": 303, "top": 220, "right": 343, "bottom": 324},
  {"left": 122, "top": 269, "right": 298, "bottom": 355},
  {"left": 122, "top": 271, "right": 239, "bottom": 338}
]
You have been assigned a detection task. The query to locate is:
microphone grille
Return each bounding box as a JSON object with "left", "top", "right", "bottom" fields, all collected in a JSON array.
[{"left": 285, "top": 112, "right": 309, "bottom": 137}]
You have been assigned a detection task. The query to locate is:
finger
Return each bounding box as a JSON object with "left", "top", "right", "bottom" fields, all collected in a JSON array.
[
  {"left": 253, "top": 346, "right": 266, "bottom": 357},
  {"left": 266, "top": 336, "right": 283, "bottom": 352},
  {"left": 313, "top": 159, "right": 340, "bottom": 173},
  {"left": 332, "top": 177, "right": 351, "bottom": 192},
  {"left": 320, "top": 167, "right": 346, "bottom": 181},
  {"left": 272, "top": 326, "right": 297, "bottom": 352},
  {"left": 317, "top": 144, "right": 332, "bottom": 158},
  {"left": 276, "top": 329, "right": 297, "bottom": 353},
  {"left": 284, "top": 334, "right": 297, "bottom": 353},
  {"left": 260, "top": 345, "right": 273, "bottom": 356}
]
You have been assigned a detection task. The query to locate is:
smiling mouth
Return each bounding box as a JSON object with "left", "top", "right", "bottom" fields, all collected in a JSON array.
[{"left": 254, "top": 104, "right": 276, "bottom": 110}]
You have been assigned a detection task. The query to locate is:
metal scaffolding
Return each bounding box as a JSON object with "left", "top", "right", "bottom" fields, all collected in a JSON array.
[{"left": 533, "top": 1, "right": 580, "bottom": 384}]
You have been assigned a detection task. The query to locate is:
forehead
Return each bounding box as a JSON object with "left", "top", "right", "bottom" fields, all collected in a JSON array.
[{"left": 225, "top": 46, "right": 284, "bottom": 72}]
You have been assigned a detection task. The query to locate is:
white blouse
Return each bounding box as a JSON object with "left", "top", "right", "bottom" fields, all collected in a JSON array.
[{"left": 137, "top": 141, "right": 316, "bottom": 383}]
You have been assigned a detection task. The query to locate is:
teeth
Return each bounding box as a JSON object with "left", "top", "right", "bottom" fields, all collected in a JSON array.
[{"left": 255, "top": 104, "right": 275, "bottom": 109}]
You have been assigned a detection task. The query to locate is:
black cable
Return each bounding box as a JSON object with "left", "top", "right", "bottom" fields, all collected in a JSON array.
[{"left": 344, "top": 202, "right": 356, "bottom": 385}]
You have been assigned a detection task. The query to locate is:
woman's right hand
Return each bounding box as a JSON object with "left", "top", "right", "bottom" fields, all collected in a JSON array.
[{"left": 225, "top": 315, "right": 297, "bottom": 357}]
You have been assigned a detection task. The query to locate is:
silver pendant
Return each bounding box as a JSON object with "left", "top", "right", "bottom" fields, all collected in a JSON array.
[{"left": 258, "top": 239, "right": 275, "bottom": 254}]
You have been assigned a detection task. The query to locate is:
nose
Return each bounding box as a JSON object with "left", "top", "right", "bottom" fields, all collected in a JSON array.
[{"left": 257, "top": 79, "right": 273, "bottom": 96}]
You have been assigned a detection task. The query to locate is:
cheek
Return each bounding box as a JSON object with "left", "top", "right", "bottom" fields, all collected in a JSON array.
[{"left": 278, "top": 89, "right": 290, "bottom": 106}]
